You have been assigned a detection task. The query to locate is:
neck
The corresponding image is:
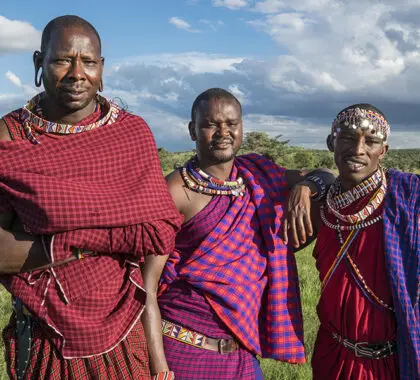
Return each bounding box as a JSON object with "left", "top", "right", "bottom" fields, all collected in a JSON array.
[
  {"left": 340, "top": 168, "right": 379, "bottom": 192},
  {"left": 197, "top": 158, "right": 234, "bottom": 180},
  {"left": 40, "top": 96, "right": 97, "bottom": 125}
]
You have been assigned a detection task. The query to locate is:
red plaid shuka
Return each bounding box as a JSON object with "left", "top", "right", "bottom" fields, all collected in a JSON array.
[
  {"left": 0, "top": 106, "right": 182, "bottom": 358},
  {"left": 160, "top": 154, "right": 305, "bottom": 363},
  {"left": 3, "top": 315, "right": 150, "bottom": 379}
]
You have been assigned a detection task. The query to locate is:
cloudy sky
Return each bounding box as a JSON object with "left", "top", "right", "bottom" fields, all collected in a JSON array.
[{"left": 1, "top": 0, "right": 419, "bottom": 151}]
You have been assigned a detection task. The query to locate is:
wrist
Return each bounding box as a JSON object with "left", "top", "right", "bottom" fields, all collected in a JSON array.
[
  {"left": 304, "top": 175, "right": 328, "bottom": 201},
  {"left": 296, "top": 180, "right": 318, "bottom": 197}
]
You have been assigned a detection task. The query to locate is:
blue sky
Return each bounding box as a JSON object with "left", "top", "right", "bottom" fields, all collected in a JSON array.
[{"left": 1, "top": 0, "right": 419, "bottom": 150}]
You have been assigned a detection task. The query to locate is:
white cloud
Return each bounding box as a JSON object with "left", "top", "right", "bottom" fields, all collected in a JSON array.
[
  {"left": 5, "top": 71, "right": 37, "bottom": 96},
  {"left": 0, "top": 16, "right": 41, "bottom": 53},
  {"left": 199, "top": 19, "right": 224, "bottom": 31},
  {"left": 213, "top": 0, "right": 248, "bottom": 10},
  {"left": 169, "top": 17, "right": 200, "bottom": 33}
]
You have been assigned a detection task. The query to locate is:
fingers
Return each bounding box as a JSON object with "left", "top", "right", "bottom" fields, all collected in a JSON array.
[
  {"left": 304, "top": 212, "right": 313, "bottom": 237},
  {"left": 295, "top": 213, "right": 307, "bottom": 246},
  {"left": 290, "top": 213, "right": 300, "bottom": 248},
  {"left": 283, "top": 219, "right": 289, "bottom": 244}
]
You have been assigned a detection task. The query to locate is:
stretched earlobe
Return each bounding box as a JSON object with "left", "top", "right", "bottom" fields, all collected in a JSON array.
[
  {"left": 33, "top": 51, "right": 43, "bottom": 87},
  {"left": 34, "top": 68, "right": 43, "bottom": 87},
  {"left": 99, "top": 80, "right": 104, "bottom": 92}
]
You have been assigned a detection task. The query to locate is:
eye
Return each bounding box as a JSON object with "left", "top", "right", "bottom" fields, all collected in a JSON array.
[
  {"left": 83, "top": 59, "right": 97, "bottom": 66},
  {"left": 55, "top": 58, "right": 71, "bottom": 64}
]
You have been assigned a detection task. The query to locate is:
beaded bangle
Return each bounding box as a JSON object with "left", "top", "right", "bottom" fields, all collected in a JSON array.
[
  {"left": 305, "top": 175, "right": 327, "bottom": 201},
  {"left": 151, "top": 371, "right": 175, "bottom": 380}
]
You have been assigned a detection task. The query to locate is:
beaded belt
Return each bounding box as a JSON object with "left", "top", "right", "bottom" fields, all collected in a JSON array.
[
  {"left": 332, "top": 332, "right": 397, "bottom": 359},
  {"left": 161, "top": 319, "right": 239, "bottom": 354}
]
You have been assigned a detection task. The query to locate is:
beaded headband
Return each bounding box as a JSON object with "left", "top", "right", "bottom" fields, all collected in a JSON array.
[{"left": 331, "top": 107, "right": 390, "bottom": 142}]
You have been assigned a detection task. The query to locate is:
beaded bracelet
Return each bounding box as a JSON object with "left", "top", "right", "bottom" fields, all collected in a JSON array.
[
  {"left": 151, "top": 371, "right": 175, "bottom": 380},
  {"left": 306, "top": 175, "right": 327, "bottom": 201}
]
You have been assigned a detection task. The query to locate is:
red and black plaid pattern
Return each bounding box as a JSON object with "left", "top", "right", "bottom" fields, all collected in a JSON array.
[
  {"left": 3, "top": 315, "right": 150, "bottom": 379},
  {"left": 0, "top": 107, "right": 182, "bottom": 357}
]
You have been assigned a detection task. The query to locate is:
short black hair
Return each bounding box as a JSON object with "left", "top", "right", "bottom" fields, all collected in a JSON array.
[
  {"left": 191, "top": 88, "right": 242, "bottom": 121},
  {"left": 41, "top": 15, "right": 101, "bottom": 53},
  {"left": 337, "top": 103, "right": 387, "bottom": 121}
]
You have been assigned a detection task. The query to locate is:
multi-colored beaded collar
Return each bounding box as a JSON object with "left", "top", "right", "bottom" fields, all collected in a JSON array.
[
  {"left": 181, "top": 156, "right": 246, "bottom": 197},
  {"left": 20, "top": 92, "right": 120, "bottom": 144},
  {"left": 324, "top": 167, "right": 387, "bottom": 225},
  {"left": 331, "top": 107, "right": 390, "bottom": 142},
  {"left": 327, "top": 168, "right": 383, "bottom": 210}
]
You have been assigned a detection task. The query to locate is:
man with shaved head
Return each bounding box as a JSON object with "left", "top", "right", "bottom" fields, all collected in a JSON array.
[{"left": 0, "top": 15, "right": 181, "bottom": 379}]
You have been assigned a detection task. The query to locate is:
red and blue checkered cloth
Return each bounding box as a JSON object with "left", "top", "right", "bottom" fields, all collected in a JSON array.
[
  {"left": 161, "top": 154, "right": 305, "bottom": 363},
  {"left": 0, "top": 108, "right": 182, "bottom": 357},
  {"left": 383, "top": 169, "right": 420, "bottom": 380}
]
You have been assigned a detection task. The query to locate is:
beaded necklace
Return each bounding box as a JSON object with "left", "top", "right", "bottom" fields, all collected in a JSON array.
[
  {"left": 325, "top": 168, "right": 387, "bottom": 224},
  {"left": 327, "top": 169, "right": 382, "bottom": 210},
  {"left": 181, "top": 156, "right": 246, "bottom": 196},
  {"left": 321, "top": 170, "right": 393, "bottom": 313},
  {"left": 20, "top": 92, "right": 120, "bottom": 144},
  {"left": 320, "top": 206, "right": 383, "bottom": 231}
]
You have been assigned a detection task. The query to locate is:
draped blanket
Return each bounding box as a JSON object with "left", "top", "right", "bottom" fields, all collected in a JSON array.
[
  {"left": 160, "top": 154, "right": 305, "bottom": 362},
  {"left": 383, "top": 169, "right": 420, "bottom": 380},
  {"left": 0, "top": 110, "right": 182, "bottom": 357}
]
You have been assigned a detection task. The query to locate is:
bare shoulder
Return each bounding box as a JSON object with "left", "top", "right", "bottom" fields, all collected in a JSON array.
[
  {"left": 0, "top": 119, "right": 11, "bottom": 141},
  {"left": 165, "top": 169, "right": 188, "bottom": 213}
]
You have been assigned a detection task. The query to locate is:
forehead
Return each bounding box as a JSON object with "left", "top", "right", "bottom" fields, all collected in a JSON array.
[
  {"left": 197, "top": 97, "right": 241, "bottom": 120},
  {"left": 46, "top": 26, "right": 100, "bottom": 55},
  {"left": 337, "top": 125, "right": 381, "bottom": 138}
]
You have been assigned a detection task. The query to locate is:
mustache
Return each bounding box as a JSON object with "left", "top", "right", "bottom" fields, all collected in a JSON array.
[{"left": 212, "top": 138, "right": 233, "bottom": 145}]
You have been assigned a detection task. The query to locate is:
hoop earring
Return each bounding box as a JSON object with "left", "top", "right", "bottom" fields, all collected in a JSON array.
[
  {"left": 98, "top": 80, "right": 104, "bottom": 92},
  {"left": 35, "top": 68, "right": 43, "bottom": 87}
]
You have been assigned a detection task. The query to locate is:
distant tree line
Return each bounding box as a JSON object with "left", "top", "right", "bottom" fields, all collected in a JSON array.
[{"left": 158, "top": 132, "right": 420, "bottom": 175}]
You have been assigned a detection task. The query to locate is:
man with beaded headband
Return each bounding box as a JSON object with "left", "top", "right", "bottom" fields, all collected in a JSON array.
[
  {"left": 157, "top": 88, "right": 335, "bottom": 379},
  {"left": 0, "top": 15, "right": 182, "bottom": 379},
  {"left": 306, "top": 103, "right": 419, "bottom": 379}
]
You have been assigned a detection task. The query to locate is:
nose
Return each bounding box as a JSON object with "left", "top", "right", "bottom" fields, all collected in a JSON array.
[
  {"left": 352, "top": 137, "right": 366, "bottom": 156},
  {"left": 218, "top": 123, "right": 230, "bottom": 136},
  {"left": 68, "top": 58, "right": 85, "bottom": 81}
]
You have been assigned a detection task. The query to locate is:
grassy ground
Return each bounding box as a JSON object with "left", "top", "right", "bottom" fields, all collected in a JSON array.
[{"left": 0, "top": 244, "right": 319, "bottom": 379}]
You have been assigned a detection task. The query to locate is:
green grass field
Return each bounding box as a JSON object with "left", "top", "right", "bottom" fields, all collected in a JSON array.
[{"left": 0, "top": 244, "right": 320, "bottom": 379}]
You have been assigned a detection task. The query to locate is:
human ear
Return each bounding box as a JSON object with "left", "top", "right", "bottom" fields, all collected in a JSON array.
[{"left": 188, "top": 121, "right": 197, "bottom": 141}]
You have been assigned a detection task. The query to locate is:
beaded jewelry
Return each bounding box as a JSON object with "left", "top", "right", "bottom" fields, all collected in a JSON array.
[
  {"left": 20, "top": 92, "right": 120, "bottom": 144},
  {"left": 325, "top": 168, "right": 387, "bottom": 224},
  {"left": 305, "top": 175, "right": 328, "bottom": 201},
  {"left": 181, "top": 156, "right": 246, "bottom": 196},
  {"left": 331, "top": 107, "right": 390, "bottom": 142},
  {"left": 320, "top": 206, "right": 382, "bottom": 231},
  {"left": 328, "top": 169, "right": 383, "bottom": 210}
]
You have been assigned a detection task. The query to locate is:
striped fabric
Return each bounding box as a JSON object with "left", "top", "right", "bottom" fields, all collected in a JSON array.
[
  {"left": 383, "top": 169, "right": 420, "bottom": 380},
  {"left": 162, "top": 335, "right": 263, "bottom": 380},
  {"left": 161, "top": 153, "right": 305, "bottom": 362},
  {"left": 3, "top": 316, "right": 150, "bottom": 379}
]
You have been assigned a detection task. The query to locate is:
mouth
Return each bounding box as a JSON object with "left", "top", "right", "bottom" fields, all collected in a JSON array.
[
  {"left": 212, "top": 140, "right": 233, "bottom": 149},
  {"left": 61, "top": 87, "right": 87, "bottom": 100},
  {"left": 343, "top": 158, "right": 367, "bottom": 172}
]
